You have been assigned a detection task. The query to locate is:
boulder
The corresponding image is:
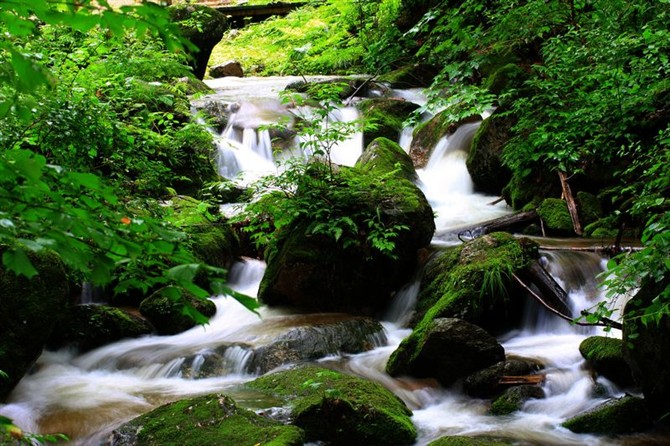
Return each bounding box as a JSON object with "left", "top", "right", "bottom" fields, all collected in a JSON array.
[
  {"left": 464, "top": 358, "right": 543, "bottom": 398},
  {"left": 536, "top": 198, "right": 574, "bottom": 235},
  {"left": 410, "top": 113, "right": 480, "bottom": 168},
  {"left": 259, "top": 144, "right": 434, "bottom": 315},
  {"left": 139, "top": 288, "right": 216, "bottom": 336},
  {"left": 377, "top": 63, "right": 440, "bottom": 89},
  {"left": 247, "top": 366, "right": 416, "bottom": 445},
  {"left": 209, "top": 60, "right": 244, "bottom": 78},
  {"left": 412, "top": 233, "right": 538, "bottom": 334},
  {"left": 428, "top": 437, "right": 515, "bottom": 446},
  {"left": 169, "top": 5, "right": 228, "bottom": 80},
  {"left": 49, "top": 304, "right": 153, "bottom": 352},
  {"left": 285, "top": 77, "right": 372, "bottom": 100},
  {"left": 190, "top": 98, "right": 237, "bottom": 133},
  {"left": 622, "top": 276, "right": 670, "bottom": 418},
  {"left": 386, "top": 318, "right": 505, "bottom": 387},
  {"left": 466, "top": 111, "right": 514, "bottom": 195},
  {"left": 109, "top": 393, "right": 304, "bottom": 446},
  {"left": 355, "top": 137, "right": 418, "bottom": 182},
  {"left": 579, "top": 336, "right": 634, "bottom": 387},
  {"left": 562, "top": 395, "right": 653, "bottom": 434},
  {"left": 356, "top": 98, "right": 419, "bottom": 148},
  {"left": 0, "top": 248, "right": 70, "bottom": 400},
  {"left": 489, "top": 385, "right": 544, "bottom": 415}
]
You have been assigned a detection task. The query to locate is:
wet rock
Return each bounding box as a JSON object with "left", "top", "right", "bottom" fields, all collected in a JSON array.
[
  {"left": 139, "top": 288, "right": 216, "bottom": 336},
  {"left": 489, "top": 385, "right": 544, "bottom": 415},
  {"left": 428, "top": 436, "right": 516, "bottom": 446},
  {"left": 463, "top": 358, "right": 543, "bottom": 398},
  {"left": 386, "top": 318, "right": 505, "bottom": 387},
  {"left": 409, "top": 113, "right": 480, "bottom": 169},
  {"left": 247, "top": 365, "right": 416, "bottom": 445},
  {"left": 169, "top": 5, "right": 228, "bottom": 80},
  {"left": 209, "top": 60, "right": 244, "bottom": 78},
  {"left": 579, "top": 336, "right": 634, "bottom": 387},
  {"left": 356, "top": 98, "right": 419, "bottom": 148},
  {"left": 0, "top": 248, "right": 70, "bottom": 399},
  {"left": 285, "top": 77, "right": 372, "bottom": 100},
  {"left": 466, "top": 110, "right": 513, "bottom": 195},
  {"left": 562, "top": 395, "right": 653, "bottom": 434},
  {"left": 412, "top": 233, "right": 538, "bottom": 334},
  {"left": 190, "top": 99, "right": 236, "bottom": 133},
  {"left": 537, "top": 198, "right": 574, "bottom": 235},
  {"left": 174, "top": 76, "right": 213, "bottom": 96},
  {"left": 377, "top": 63, "right": 440, "bottom": 89},
  {"left": 355, "top": 137, "right": 418, "bottom": 182},
  {"left": 49, "top": 304, "right": 153, "bottom": 352},
  {"left": 108, "top": 393, "right": 304, "bottom": 446}
]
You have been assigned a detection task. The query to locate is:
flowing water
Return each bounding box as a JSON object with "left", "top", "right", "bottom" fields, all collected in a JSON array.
[{"left": 0, "top": 77, "right": 641, "bottom": 445}]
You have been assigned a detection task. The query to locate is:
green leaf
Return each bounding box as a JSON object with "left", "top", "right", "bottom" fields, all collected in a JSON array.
[{"left": 2, "top": 248, "right": 38, "bottom": 278}]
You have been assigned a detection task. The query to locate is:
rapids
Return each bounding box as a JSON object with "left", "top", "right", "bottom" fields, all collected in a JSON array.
[{"left": 0, "top": 77, "right": 641, "bottom": 445}]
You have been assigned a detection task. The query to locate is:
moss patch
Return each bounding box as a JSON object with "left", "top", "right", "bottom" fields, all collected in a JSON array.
[
  {"left": 537, "top": 198, "right": 574, "bottom": 234},
  {"left": 140, "top": 287, "right": 216, "bottom": 335},
  {"left": 247, "top": 366, "right": 416, "bottom": 445},
  {"left": 356, "top": 137, "right": 418, "bottom": 183},
  {"left": 428, "top": 436, "right": 516, "bottom": 446},
  {"left": 562, "top": 395, "right": 652, "bottom": 434},
  {"left": 356, "top": 99, "right": 419, "bottom": 148}
]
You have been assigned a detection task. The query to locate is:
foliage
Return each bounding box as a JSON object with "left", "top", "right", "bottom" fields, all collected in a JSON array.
[{"left": 1, "top": 414, "right": 68, "bottom": 445}]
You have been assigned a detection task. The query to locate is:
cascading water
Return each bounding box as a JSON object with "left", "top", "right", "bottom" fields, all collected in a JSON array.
[{"left": 0, "top": 77, "right": 647, "bottom": 446}]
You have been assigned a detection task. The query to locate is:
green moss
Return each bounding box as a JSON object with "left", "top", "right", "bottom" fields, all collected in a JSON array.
[
  {"left": 489, "top": 386, "right": 541, "bottom": 415},
  {"left": 356, "top": 137, "right": 418, "bottom": 182},
  {"left": 562, "top": 396, "right": 652, "bottom": 434},
  {"left": 376, "top": 63, "right": 438, "bottom": 88},
  {"left": 484, "top": 63, "right": 528, "bottom": 97},
  {"left": 537, "top": 198, "right": 573, "bottom": 233},
  {"left": 579, "top": 336, "right": 622, "bottom": 363},
  {"left": 584, "top": 216, "right": 620, "bottom": 238},
  {"left": 356, "top": 99, "right": 419, "bottom": 148},
  {"left": 247, "top": 366, "right": 416, "bottom": 445},
  {"left": 576, "top": 191, "right": 603, "bottom": 226},
  {"left": 118, "top": 393, "right": 304, "bottom": 446},
  {"left": 428, "top": 436, "right": 515, "bottom": 446}
]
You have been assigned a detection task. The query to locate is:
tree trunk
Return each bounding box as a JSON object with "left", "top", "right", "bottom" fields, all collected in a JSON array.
[{"left": 558, "top": 171, "right": 583, "bottom": 235}]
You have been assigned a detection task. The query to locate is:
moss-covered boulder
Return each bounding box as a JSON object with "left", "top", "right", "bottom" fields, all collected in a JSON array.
[
  {"left": 356, "top": 99, "right": 419, "bottom": 148},
  {"left": 428, "top": 436, "right": 516, "bottom": 446},
  {"left": 413, "top": 233, "right": 538, "bottom": 333},
  {"left": 247, "top": 366, "right": 416, "bottom": 445},
  {"left": 537, "top": 198, "right": 574, "bottom": 235},
  {"left": 409, "top": 113, "right": 480, "bottom": 168},
  {"left": 466, "top": 111, "right": 514, "bottom": 195},
  {"left": 259, "top": 152, "right": 434, "bottom": 315},
  {"left": 168, "top": 5, "right": 228, "bottom": 80},
  {"left": 622, "top": 276, "right": 670, "bottom": 418},
  {"left": 489, "top": 385, "right": 544, "bottom": 415},
  {"left": 562, "top": 395, "right": 652, "bottom": 434},
  {"left": 386, "top": 317, "right": 505, "bottom": 386},
  {"left": 579, "top": 336, "right": 634, "bottom": 387},
  {"left": 0, "top": 248, "right": 70, "bottom": 400},
  {"left": 377, "top": 63, "right": 440, "bottom": 88},
  {"left": 139, "top": 288, "right": 216, "bottom": 336},
  {"left": 355, "top": 137, "right": 418, "bottom": 182},
  {"left": 49, "top": 304, "right": 152, "bottom": 352},
  {"left": 110, "top": 393, "right": 304, "bottom": 446}
]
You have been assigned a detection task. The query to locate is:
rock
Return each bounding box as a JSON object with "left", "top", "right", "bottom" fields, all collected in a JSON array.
[
  {"left": 0, "top": 248, "right": 70, "bottom": 399},
  {"left": 108, "top": 393, "right": 304, "bottom": 446},
  {"left": 139, "top": 288, "right": 216, "bottom": 336},
  {"left": 579, "top": 336, "right": 634, "bottom": 387},
  {"left": 174, "top": 76, "right": 213, "bottom": 96},
  {"left": 537, "top": 198, "right": 574, "bottom": 235},
  {"left": 190, "top": 98, "right": 237, "bottom": 133},
  {"left": 169, "top": 5, "right": 228, "bottom": 80},
  {"left": 258, "top": 150, "right": 434, "bottom": 315},
  {"left": 483, "top": 64, "right": 528, "bottom": 98},
  {"left": 49, "top": 304, "right": 153, "bottom": 352},
  {"left": 489, "top": 385, "right": 544, "bottom": 415},
  {"left": 356, "top": 98, "right": 419, "bottom": 148},
  {"left": 464, "top": 358, "right": 543, "bottom": 398},
  {"left": 355, "top": 137, "right": 418, "bottom": 182},
  {"left": 562, "top": 395, "right": 653, "bottom": 434},
  {"left": 428, "top": 436, "right": 516, "bottom": 446},
  {"left": 285, "top": 77, "right": 372, "bottom": 100},
  {"left": 466, "top": 110, "right": 513, "bottom": 195},
  {"left": 386, "top": 318, "right": 505, "bottom": 387},
  {"left": 576, "top": 191, "right": 604, "bottom": 227},
  {"left": 247, "top": 366, "right": 416, "bottom": 445},
  {"left": 410, "top": 113, "right": 480, "bottom": 168},
  {"left": 412, "top": 233, "right": 538, "bottom": 334},
  {"left": 622, "top": 276, "right": 670, "bottom": 418},
  {"left": 377, "top": 63, "right": 440, "bottom": 89},
  {"left": 209, "top": 60, "right": 244, "bottom": 78}
]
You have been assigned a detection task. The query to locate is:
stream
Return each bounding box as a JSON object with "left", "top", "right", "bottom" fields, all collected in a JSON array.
[{"left": 0, "top": 76, "right": 646, "bottom": 445}]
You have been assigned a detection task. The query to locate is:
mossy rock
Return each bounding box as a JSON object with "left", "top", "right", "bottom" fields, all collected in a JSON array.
[
  {"left": 464, "top": 358, "right": 543, "bottom": 398},
  {"left": 110, "top": 393, "right": 304, "bottom": 446},
  {"left": 502, "top": 170, "right": 559, "bottom": 211},
  {"left": 428, "top": 436, "right": 516, "bottom": 446},
  {"left": 377, "top": 63, "right": 440, "bottom": 88},
  {"left": 285, "top": 77, "right": 371, "bottom": 100},
  {"left": 247, "top": 366, "right": 416, "bottom": 445},
  {"left": 409, "top": 113, "right": 480, "bottom": 168},
  {"left": 466, "top": 110, "right": 514, "bottom": 195},
  {"left": 168, "top": 5, "right": 228, "bottom": 80},
  {"left": 537, "top": 198, "right": 574, "bottom": 235},
  {"left": 386, "top": 318, "right": 505, "bottom": 387},
  {"left": 412, "top": 233, "right": 538, "bottom": 333},
  {"left": 174, "top": 76, "right": 214, "bottom": 96},
  {"left": 356, "top": 137, "right": 418, "bottom": 182},
  {"left": 49, "top": 304, "right": 153, "bottom": 352},
  {"left": 483, "top": 63, "right": 528, "bottom": 98},
  {"left": 576, "top": 191, "right": 603, "bottom": 227},
  {"left": 584, "top": 218, "right": 620, "bottom": 239},
  {"left": 579, "top": 336, "right": 634, "bottom": 387},
  {"left": 356, "top": 98, "right": 419, "bottom": 148},
  {"left": 562, "top": 395, "right": 652, "bottom": 434},
  {"left": 140, "top": 287, "right": 216, "bottom": 335},
  {"left": 489, "top": 385, "right": 544, "bottom": 415},
  {"left": 0, "top": 247, "right": 70, "bottom": 399}
]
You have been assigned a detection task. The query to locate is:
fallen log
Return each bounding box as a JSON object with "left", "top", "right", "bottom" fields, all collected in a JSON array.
[
  {"left": 519, "top": 260, "right": 572, "bottom": 317},
  {"left": 457, "top": 211, "right": 538, "bottom": 240},
  {"left": 499, "top": 375, "right": 546, "bottom": 386}
]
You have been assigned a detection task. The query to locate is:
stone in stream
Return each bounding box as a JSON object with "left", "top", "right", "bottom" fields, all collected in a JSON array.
[
  {"left": 579, "top": 336, "right": 634, "bottom": 388},
  {"left": 108, "top": 393, "right": 304, "bottom": 446},
  {"left": 428, "top": 436, "right": 516, "bottom": 446},
  {"left": 209, "top": 60, "right": 244, "bottom": 78},
  {"left": 139, "top": 288, "right": 217, "bottom": 336},
  {"left": 463, "top": 357, "right": 544, "bottom": 398},
  {"left": 356, "top": 98, "right": 420, "bottom": 149},
  {"left": 409, "top": 112, "right": 480, "bottom": 169},
  {"left": 246, "top": 365, "right": 417, "bottom": 446},
  {"left": 466, "top": 109, "right": 514, "bottom": 195},
  {"left": 386, "top": 318, "right": 505, "bottom": 387},
  {"left": 562, "top": 395, "right": 653, "bottom": 435},
  {"left": 489, "top": 385, "right": 545, "bottom": 415}
]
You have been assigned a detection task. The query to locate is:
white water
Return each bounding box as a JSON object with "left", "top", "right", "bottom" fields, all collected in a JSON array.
[{"left": 0, "top": 78, "right": 636, "bottom": 445}]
